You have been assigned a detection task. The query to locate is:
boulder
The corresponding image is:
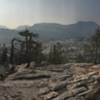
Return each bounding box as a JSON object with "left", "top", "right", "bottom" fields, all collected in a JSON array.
[
  {"left": 49, "top": 80, "right": 67, "bottom": 91},
  {"left": 72, "top": 87, "right": 87, "bottom": 96},
  {"left": 53, "top": 91, "right": 72, "bottom": 100},
  {"left": 12, "top": 72, "right": 51, "bottom": 80},
  {"left": 38, "top": 87, "right": 50, "bottom": 95},
  {"left": 41, "top": 91, "right": 58, "bottom": 100}
]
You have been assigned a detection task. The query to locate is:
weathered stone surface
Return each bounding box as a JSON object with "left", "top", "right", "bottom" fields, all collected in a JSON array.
[
  {"left": 49, "top": 80, "right": 67, "bottom": 91},
  {"left": 12, "top": 72, "right": 51, "bottom": 80},
  {"left": 56, "top": 74, "right": 72, "bottom": 81},
  {"left": 53, "top": 91, "right": 72, "bottom": 100},
  {"left": 41, "top": 91, "right": 58, "bottom": 100},
  {"left": 72, "top": 87, "right": 87, "bottom": 95},
  {"left": 39, "top": 87, "right": 50, "bottom": 95},
  {"left": 78, "top": 90, "right": 91, "bottom": 96},
  {"left": 0, "top": 63, "right": 100, "bottom": 100}
]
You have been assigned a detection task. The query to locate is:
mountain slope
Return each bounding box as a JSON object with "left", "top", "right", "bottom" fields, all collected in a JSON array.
[
  {"left": 0, "top": 21, "right": 99, "bottom": 44},
  {"left": 65, "top": 21, "right": 98, "bottom": 37},
  {"left": 30, "top": 21, "right": 98, "bottom": 40},
  {"left": 30, "top": 23, "right": 67, "bottom": 40},
  {"left": 0, "top": 29, "right": 18, "bottom": 44}
]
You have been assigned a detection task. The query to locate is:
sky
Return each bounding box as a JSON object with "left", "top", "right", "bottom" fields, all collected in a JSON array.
[{"left": 0, "top": 0, "right": 100, "bottom": 28}]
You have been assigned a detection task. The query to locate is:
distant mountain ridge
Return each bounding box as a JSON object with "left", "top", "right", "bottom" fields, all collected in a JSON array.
[
  {"left": 0, "top": 25, "right": 8, "bottom": 29},
  {"left": 0, "top": 21, "right": 99, "bottom": 44},
  {"left": 16, "top": 25, "right": 30, "bottom": 31},
  {"left": 29, "top": 21, "right": 99, "bottom": 40}
]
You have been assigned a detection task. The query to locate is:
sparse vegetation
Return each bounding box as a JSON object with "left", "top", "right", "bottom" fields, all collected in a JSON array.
[
  {"left": 48, "top": 42, "right": 64, "bottom": 64},
  {"left": 90, "top": 29, "right": 100, "bottom": 64}
]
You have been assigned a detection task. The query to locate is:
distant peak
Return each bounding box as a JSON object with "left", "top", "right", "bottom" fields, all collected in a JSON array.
[
  {"left": 77, "top": 21, "right": 97, "bottom": 25},
  {"left": 33, "top": 23, "right": 62, "bottom": 26},
  {"left": 0, "top": 25, "right": 8, "bottom": 29},
  {"left": 16, "top": 25, "right": 30, "bottom": 31}
]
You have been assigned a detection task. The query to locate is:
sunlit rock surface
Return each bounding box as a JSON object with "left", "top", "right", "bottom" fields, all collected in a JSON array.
[{"left": 0, "top": 63, "right": 100, "bottom": 100}]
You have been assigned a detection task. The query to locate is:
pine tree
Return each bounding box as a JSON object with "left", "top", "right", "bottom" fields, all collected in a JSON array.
[
  {"left": 33, "top": 42, "right": 43, "bottom": 66},
  {"left": 19, "top": 29, "right": 38, "bottom": 67},
  {"left": 1, "top": 44, "right": 8, "bottom": 65},
  {"left": 48, "top": 42, "right": 64, "bottom": 64},
  {"left": 91, "top": 29, "right": 100, "bottom": 64}
]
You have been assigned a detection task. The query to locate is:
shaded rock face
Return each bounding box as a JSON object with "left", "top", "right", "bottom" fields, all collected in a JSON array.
[
  {"left": 0, "top": 63, "right": 100, "bottom": 100},
  {"left": 86, "top": 88, "right": 100, "bottom": 100},
  {"left": 0, "top": 86, "right": 23, "bottom": 100}
]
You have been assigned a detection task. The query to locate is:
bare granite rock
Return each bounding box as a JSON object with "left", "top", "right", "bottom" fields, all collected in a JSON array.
[{"left": 0, "top": 63, "right": 100, "bottom": 100}]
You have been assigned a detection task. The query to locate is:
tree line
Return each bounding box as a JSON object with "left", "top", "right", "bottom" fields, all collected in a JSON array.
[{"left": 0, "top": 28, "right": 100, "bottom": 70}]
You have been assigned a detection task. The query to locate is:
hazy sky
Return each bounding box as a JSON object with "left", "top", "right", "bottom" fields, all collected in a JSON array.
[{"left": 0, "top": 0, "right": 100, "bottom": 28}]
